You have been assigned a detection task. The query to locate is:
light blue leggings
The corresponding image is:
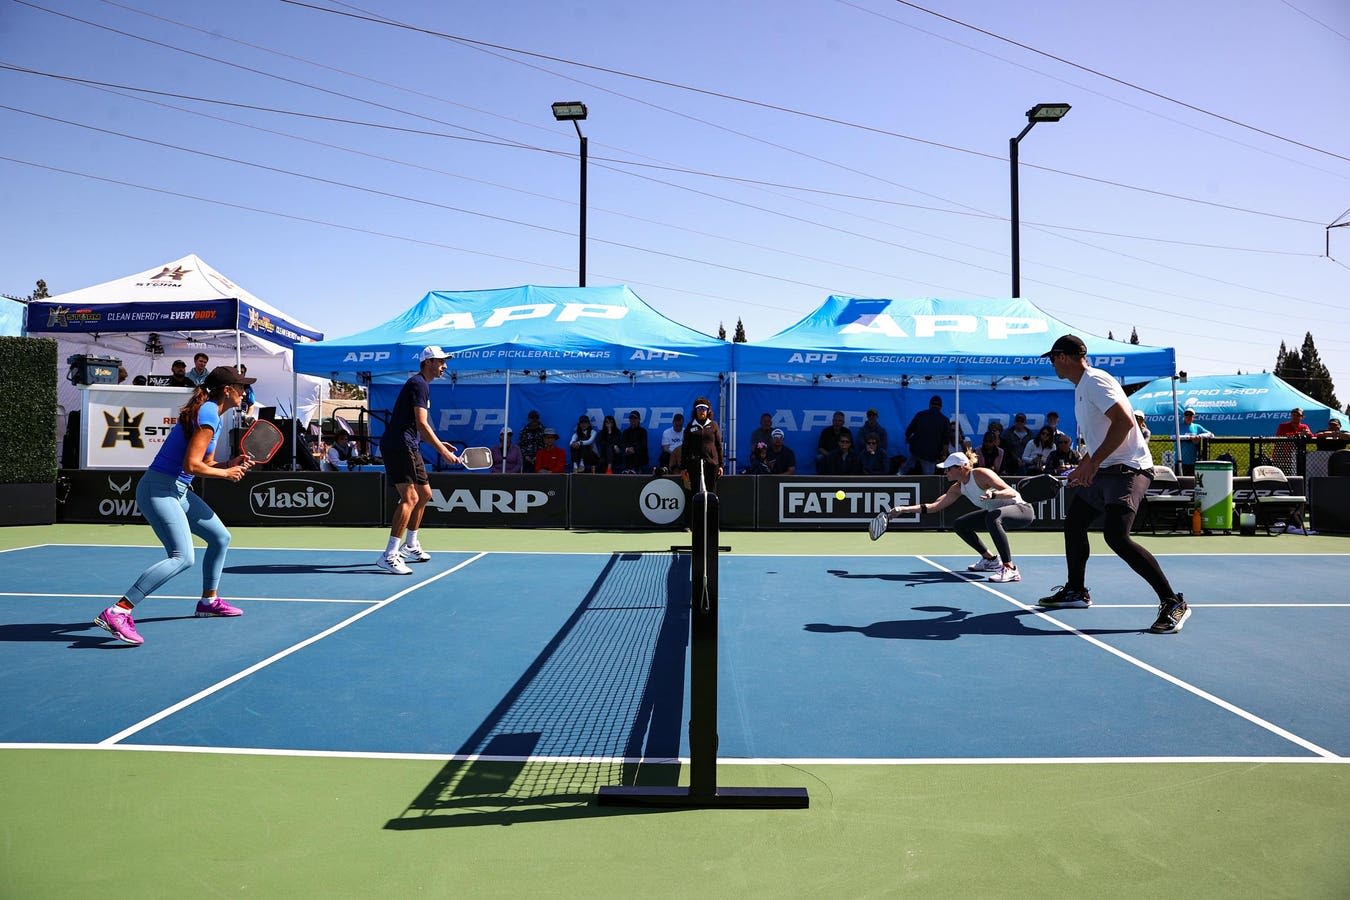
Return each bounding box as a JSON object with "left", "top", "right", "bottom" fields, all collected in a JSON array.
[{"left": 124, "top": 469, "right": 232, "bottom": 606}]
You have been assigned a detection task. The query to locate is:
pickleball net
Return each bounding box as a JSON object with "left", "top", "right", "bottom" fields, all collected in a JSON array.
[
  {"left": 390, "top": 550, "right": 690, "bottom": 825},
  {"left": 597, "top": 486, "right": 809, "bottom": 809}
]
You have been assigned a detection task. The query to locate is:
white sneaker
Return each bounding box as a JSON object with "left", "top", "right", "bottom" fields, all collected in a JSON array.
[
  {"left": 377, "top": 553, "right": 413, "bottom": 575},
  {"left": 987, "top": 564, "right": 1021, "bottom": 583},
  {"left": 400, "top": 544, "right": 431, "bottom": 563},
  {"left": 967, "top": 557, "right": 1003, "bottom": 572}
]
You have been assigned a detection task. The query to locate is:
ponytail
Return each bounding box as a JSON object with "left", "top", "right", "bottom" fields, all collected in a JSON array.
[{"left": 178, "top": 385, "right": 224, "bottom": 433}]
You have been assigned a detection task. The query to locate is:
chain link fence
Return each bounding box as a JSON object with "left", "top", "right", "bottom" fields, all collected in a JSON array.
[{"left": 1146, "top": 436, "right": 1348, "bottom": 478}]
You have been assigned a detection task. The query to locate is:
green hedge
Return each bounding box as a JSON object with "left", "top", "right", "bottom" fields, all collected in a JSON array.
[{"left": 0, "top": 336, "right": 58, "bottom": 484}]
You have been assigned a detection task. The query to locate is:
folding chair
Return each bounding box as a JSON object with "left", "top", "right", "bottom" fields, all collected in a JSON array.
[
  {"left": 1246, "top": 465, "right": 1308, "bottom": 535},
  {"left": 1137, "top": 466, "right": 1193, "bottom": 534}
]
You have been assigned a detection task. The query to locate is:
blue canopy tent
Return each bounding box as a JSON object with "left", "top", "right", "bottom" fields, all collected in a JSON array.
[
  {"left": 1130, "top": 373, "right": 1347, "bottom": 436},
  {"left": 0, "top": 296, "right": 24, "bottom": 336},
  {"left": 293, "top": 285, "right": 733, "bottom": 469},
  {"left": 730, "top": 296, "right": 1176, "bottom": 472}
]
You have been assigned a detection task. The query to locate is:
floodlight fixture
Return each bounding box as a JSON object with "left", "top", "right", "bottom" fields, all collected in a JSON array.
[
  {"left": 1010, "top": 102, "right": 1072, "bottom": 297},
  {"left": 551, "top": 101, "right": 587, "bottom": 122}
]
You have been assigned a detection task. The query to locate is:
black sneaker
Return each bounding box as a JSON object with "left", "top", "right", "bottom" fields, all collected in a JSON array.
[
  {"left": 1150, "top": 594, "right": 1191, "bottom": 634},
  {"left": 1037, "top": 586, "right": 1091, "bottom": 609}
]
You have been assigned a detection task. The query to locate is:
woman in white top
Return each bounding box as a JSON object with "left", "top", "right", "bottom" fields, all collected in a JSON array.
[
  {"left": 1022, "top": 425, "right": 1056, "bottom": 474},
  {"left": 889, "top": 450, "right": 1035, "bottom": 583}
]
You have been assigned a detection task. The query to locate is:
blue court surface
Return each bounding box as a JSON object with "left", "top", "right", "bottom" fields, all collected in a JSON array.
[{"left": 2, "top": 543, "right": 1348, "bottom": 763}]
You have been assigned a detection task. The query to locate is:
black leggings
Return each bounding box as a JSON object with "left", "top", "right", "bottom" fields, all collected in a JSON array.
[
  {"left": 1064, "top": 497, "right": 1175, "bottom": 599},
  {"left": 952, "top": 503, "right": 1034, "bottom": 564}
]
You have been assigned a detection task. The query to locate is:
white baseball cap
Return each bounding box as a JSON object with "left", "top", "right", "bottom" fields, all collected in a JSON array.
[
  {"left": 937, "top": 451, "right": 971, "bottom": 469},
  {"left": 419, "top": 346, "right": 451, "bottom": 361}
]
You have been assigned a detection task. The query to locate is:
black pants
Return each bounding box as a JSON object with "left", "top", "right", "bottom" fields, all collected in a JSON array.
[
  {"left": 952, "top": 503, "right": 1034, "bottom": 564},
  {"left": 1063, "top": 467, "right": 1176, "bottom": 600}
]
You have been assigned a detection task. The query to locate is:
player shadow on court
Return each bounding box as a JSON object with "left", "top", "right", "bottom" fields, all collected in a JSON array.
[
  {"left": 0, "top": 616, "right": 195, "bottom": 648},
  {"left": 385, "top": 552, "right": 693, "bottom": 829},
  {"left": 826, "top": 568, "right": 969, "bottom": 587},
  {"left": 805, "top": 606, "right": 1141, "bottom": 640},
  {"left": 224, "top": 562, "right": 389, "bottom": 575}
]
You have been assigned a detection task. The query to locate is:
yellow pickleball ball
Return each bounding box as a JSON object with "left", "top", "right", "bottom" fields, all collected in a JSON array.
[{"left": 835, "top": 490, "right": 846, "bottom": 500}]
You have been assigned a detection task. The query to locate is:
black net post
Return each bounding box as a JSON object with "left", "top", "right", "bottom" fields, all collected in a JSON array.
[
  {"left": 596, "top": 481, "right": 807, "bottom": 810},
  {"left": 688, "top": 489, "right": 719, "bottom": 798}
]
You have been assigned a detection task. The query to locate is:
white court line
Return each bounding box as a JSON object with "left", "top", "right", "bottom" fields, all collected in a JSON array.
[
  {"left": 8, "top": 593, "right": 1341, "bottom": 609},
  {"left": 1, "top": 743, "right": 1346, "bottom": 766},
  {"left": 0, "top": 592, "right": 375, "bottom": 604},
  {"left": 98, "top": 552, "right": 489, "bottom": 746},
  {"left": 916, "top": 555, "right": 1341, "bottom": 760},
  {"left": 1084, "top": 603, "right": 1350, "bottom": 609}
]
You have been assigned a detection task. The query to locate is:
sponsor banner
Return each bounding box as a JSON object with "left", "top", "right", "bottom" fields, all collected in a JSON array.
[
  {"left": 200, "top": 472, "right": 384, "bottom": 525},
  {"left": 757, "top": 476, "right": 935, "bottom": 530},
  {"left": 29, "top": 299, "right": 234, "bottom": 333},
  {"left": 568, "top": 474, "right": 688, "bottom": 530},
  {"left": 58, "top": 469, "right": 158, "bottom": 523},
  {"left": 79, "top": 384, "right": 193, "bottom": 470},
  {"left": 418, "top": 473, "right": 568, "bottom": 528},
  {"left": 239, "top": 302, "right": 323, "bottom": 347}
]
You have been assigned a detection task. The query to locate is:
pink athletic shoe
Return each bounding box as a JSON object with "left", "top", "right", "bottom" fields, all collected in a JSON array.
[
  {"left": 95, "top": 606, "right": 144, "bottom": 645},
  {"left": 195, "top": 597, "right": 243, "bottom": 618}
]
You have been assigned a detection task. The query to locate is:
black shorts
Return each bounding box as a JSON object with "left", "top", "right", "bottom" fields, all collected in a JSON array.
[
  {"left": 382, "top": 444, "right": 428, "bottom": 487},
  {"left": 1076, "top": 464, "right": 1152, "bottom": 514}
]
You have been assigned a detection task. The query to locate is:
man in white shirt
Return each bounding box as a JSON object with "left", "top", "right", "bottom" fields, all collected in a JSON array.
[
  {"left": 1038, "top": 335, "right": 1190, "bottom": 634},
  {"left": 659, "top": 413, "right": 685, "bottom": 472}
]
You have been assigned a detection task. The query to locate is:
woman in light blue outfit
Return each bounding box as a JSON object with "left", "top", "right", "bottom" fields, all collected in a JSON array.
[{"left": 94, "top": 366, "right": 256, "bottom": 646}]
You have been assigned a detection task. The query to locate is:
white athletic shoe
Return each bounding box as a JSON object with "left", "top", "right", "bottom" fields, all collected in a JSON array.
[
  {"left": 400, "top": 544, "right": 431, "bottom": 563},
  {"left": 377, "top": 553, "right": 413, "bottom": 575},
  {"left": 967, "top": 557, "right": 1003, "bottom": 572},
  {"left": 987, "top": 564, "right": 1021, "bottom": 583}
]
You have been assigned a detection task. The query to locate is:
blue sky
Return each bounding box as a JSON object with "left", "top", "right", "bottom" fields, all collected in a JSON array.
[{"left": 2, "top": 0, "right": 1348, "bottom": 393}]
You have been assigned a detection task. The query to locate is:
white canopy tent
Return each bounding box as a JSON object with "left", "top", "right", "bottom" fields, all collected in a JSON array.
[{"left": 28, "top": 254, "right": 327, "bottom": 427}]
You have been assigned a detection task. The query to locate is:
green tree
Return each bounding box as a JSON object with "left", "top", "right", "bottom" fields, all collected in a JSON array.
[
  {"left": 329, "top": 381, "right": 366, "bottom": 401},
  {"left": 717, "top": 322, "right": 727, "bottom": 341},
  {"left": 29, "top": 279, "right": 49, "bottom": 301},
  {"left": 1274, "top": 340, "right": 1309, "bottom": 394},
  {"left": 1296, "top": 332, "right": 1340, "bottom": 410},
  {"left": 733, "top": 318, "right": 747, "bottom": 343},
  {"left": 1129, "top": 327, "right": 1140, "bottom": 345}
]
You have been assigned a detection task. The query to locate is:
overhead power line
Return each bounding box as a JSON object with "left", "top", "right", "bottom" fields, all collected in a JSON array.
[{"left": 891, "top": 0, "right": 1350, "bottom": 164}]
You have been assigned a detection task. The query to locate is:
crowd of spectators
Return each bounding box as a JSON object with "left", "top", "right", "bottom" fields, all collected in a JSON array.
[{"left": 320, "top": 397, "right": 1346, "bottom": 480}]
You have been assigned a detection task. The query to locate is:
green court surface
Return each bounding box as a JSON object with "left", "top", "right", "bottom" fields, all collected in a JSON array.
[{"left": 2, "top": 523, "right": 1348, "bottom": 897}]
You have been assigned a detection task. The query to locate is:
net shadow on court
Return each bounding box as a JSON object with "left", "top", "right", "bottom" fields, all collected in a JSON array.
[{"left": 386, "top": 551, "right": 691, "bottom": 829}]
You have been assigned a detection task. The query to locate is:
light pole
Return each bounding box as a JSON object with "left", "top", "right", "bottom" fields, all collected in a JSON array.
[
  {"left": 1010, "top": 102, "right": 1070, "bottom": 298},
  {"left": 551, "top": 100, "right": 588, "bottom": 287}
]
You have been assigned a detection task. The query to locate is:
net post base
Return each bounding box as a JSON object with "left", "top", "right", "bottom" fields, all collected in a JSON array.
[{"left": 596, "top": 785, "right": 808, "bottom": 809}]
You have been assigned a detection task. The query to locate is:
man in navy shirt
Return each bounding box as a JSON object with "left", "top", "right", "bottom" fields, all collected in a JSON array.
[
  {"left": 902, "top": 395, "right": 951, "bottom": 475},
  {"left": 376, "top": 346, "right": 461, "bottom": 574}
]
